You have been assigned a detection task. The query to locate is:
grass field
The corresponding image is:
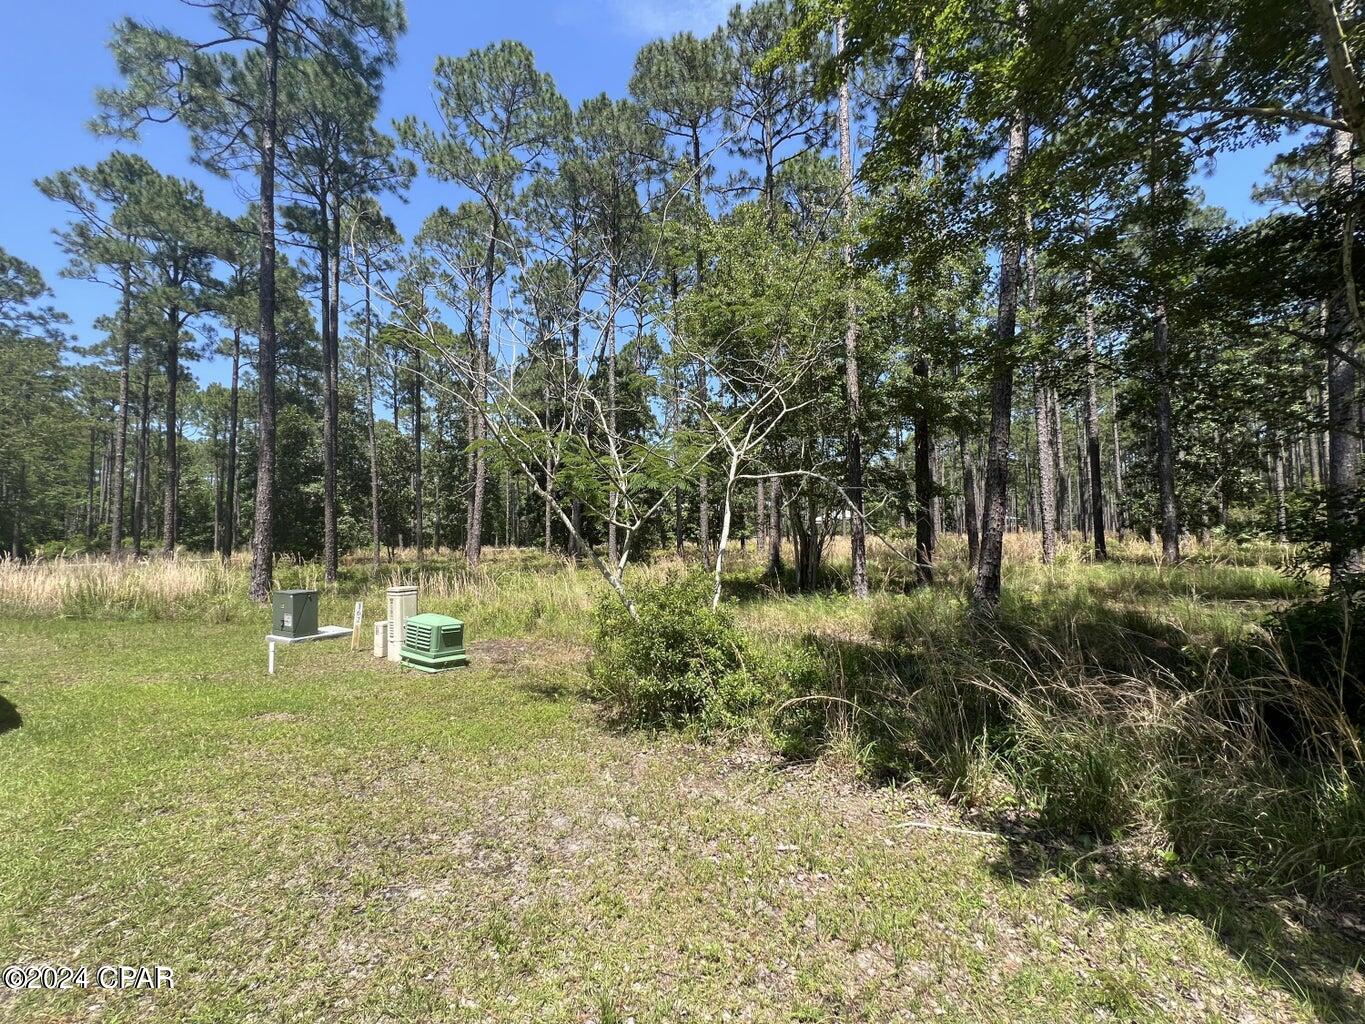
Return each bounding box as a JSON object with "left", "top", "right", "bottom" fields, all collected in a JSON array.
[{"left": 1, "top": 539, "right": 1362, "bottom": 1022}]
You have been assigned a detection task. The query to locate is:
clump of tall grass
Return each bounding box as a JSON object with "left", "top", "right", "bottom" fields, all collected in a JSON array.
[{"left": 775, "top": 612, "right": 1364, "bottom": 895}]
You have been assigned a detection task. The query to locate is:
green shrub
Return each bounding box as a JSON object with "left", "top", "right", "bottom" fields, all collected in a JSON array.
[{"left": 589, "top": 570, "right": 753, "bottom": 729}]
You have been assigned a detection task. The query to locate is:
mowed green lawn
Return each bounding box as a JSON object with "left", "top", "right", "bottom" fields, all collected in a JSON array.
[{"left": 0, "top": 618, "right": 1359, "bottom": 1023}]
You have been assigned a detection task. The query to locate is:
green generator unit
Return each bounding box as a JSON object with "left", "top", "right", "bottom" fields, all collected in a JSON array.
[
  {"left": 271, "top": 589, "right": 318, "bottom": 639},
  {"left": 400, "top": 613, "right": 469, "bottom": 672}
]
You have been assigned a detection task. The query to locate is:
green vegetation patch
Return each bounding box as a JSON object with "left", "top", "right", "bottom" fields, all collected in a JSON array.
[{"left": 3, "top": 614, "right": 1360, "bottom": 1023}]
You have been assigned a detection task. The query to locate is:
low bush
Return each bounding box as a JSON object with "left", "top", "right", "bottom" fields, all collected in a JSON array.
[{"left": 589, "top": 570, "right": 759, "bottom": 730}]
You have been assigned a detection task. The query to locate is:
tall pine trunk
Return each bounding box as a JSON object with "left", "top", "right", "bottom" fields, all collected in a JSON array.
[
  {"left": 467, "top": 218, "right": 495, "bottom": 568},
  {"left": 768, "top": 477, "right": 783, "bottom": 576},
  {"left": 607, "top": 259, "right": 619, "bottom": 567},
  {"left": 1025, "top": 232, "right": 1056, "bottom": 563},
  {"left": 1271, "top": 435, "right": 1288, "bottom": 542},
  {"left": 211, "top": 412, "right": 222, "bottom": 555},
  {"left": 110, "top": 266, "right": 132, "bottom": 559},
  {"left": 132, "top": 352, "right": 151, "bottom": 557},
  {"left": 249, "top": 18, "right": 281, "bottom": 602},
  {"left": 837, "top": 17, "right": 869, "bottom": 598},
  {"left": 543, "top": 330, "right": 554, "bottom": 555},
  {"left": 1082, "top": 267, "right": 1107, "bottom": 559},
  {"left": 570, "top": 318, "right": 583, "bottom": 558},
  {"left": 414, "top": 349, "right": 424, "bottom": 565},
  {"left": 85, "top": 428, "right": 97, "bottom": 544},
  {"left": 1326, "top": 121, "right": 1360, "bottom": 584},
  {"left": 756, "top": 479, "right": 766, "bottom": 548},
  {"left": 972, "top": 105, "right": 1027, "bottom": 612},
  {"left": 669, "top": 275, "right": 684, "bottom": 556},
  {"left": 320, "top": 185, "right": 338, "bottom": 582},
  {"left": 914, "top": 356, "right": 934, "bottom": 583},
  {"left": 163, "top": 306, "right": 179, "bottom": 556},
  {"left": 224, "top": 326, "right": 241, "bottom": 559},
  {"left": 363, "top": 254, "right": 381, "bottom": 570},
  {"left": 1153, "top": 297, "right": 1180, "bottom": 562},
  {"left": 434, "top": 406, "right": 444, "bottom": 553},
  {"left": 1110, "top": 382, "right": 1125, "bottom": 539},
  {"left": 959, "top": 429, "right": 980, "bottom": 567},
  {"left": 1033, "top": 369, "right": 1057, "bottom": 564},
  {"left": 1147, "top": 36, "right": 1180, "bottom": 564},
  {"left": 1050, "top": 389, "right": 1068, "bottom": 538},
  {"left": 692, "top": 128, "right": 712, "bottom": 571}
]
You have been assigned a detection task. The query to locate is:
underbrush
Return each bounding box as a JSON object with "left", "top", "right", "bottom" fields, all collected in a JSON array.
[
  {"left": 590, "top": 559, "right": 1365, "bottom": 899},
  {"left": 9, "top": 537, "right": 1360, "bottom": 896}
]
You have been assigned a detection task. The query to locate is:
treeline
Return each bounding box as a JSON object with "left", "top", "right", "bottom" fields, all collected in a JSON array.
[{"left": 0, "top": 0, "right": 1361, "bottom": 613}]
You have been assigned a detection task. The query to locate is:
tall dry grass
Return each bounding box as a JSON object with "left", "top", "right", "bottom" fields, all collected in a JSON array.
[
  {"left": 0, "top": 532, "right": 1305, "bottom": 640},
  {"left": 0, "top": 554, "right": 252, "bottom": 619},
  {"left": 0, "top": 547, "right": 599, "bottom": 637},
  {"left": 916, "top": 625, "right": 1365, "bottom": 893},
  {"left": 737, "top": 577, "right": 1362, "bottom": 894}
]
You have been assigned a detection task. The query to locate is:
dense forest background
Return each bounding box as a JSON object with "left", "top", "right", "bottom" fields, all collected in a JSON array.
[{"left": 0, "top": 0, "right": 1361, "bottom": 617}]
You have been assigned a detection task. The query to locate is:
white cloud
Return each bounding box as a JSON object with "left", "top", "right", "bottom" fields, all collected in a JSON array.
[
  {"left": 610, "top": 0, "right": 733, "bottom": 36},
  {"left": 552, "top": 0, "right": 758, "bottom": 42},
  {"left": 552, "top": 0, "right": 745, "bottom": 39}
]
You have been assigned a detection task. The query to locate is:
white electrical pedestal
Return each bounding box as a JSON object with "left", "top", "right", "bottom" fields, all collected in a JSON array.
[
  {"left": 373, "top": 620, "right": 388, "bottom": 658},
  {"left": 385, "top": 586, "right": 418, "bottom": 663}
]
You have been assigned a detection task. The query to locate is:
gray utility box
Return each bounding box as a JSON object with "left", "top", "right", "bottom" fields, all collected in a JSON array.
[{"left": 272, "top": 589, "right": 319, "bottom": 639}]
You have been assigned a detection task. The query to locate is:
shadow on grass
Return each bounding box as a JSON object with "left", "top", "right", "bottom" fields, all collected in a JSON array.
[
  {"left": 720, "top": 563, "right": 904, "bottom": 605},
  {"left": 0, "top": 692, "right": 20, "bottom": 734},
  {"left": 985, "top": 835, "right": 1365, "bottom": 1022},
  {"left": 1088, "top": 568, "right": 1305, "bottom": 603},
  {"left": 513, "top": 680, "right": 574, "bottom": 702},
  {"left": 719, "top": 575, "right": 779, "bottom": 604}
]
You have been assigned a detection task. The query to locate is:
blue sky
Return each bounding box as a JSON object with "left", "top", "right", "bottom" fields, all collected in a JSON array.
[{"left": 1, "top": 0, "right": 1286, "bottom": 389}]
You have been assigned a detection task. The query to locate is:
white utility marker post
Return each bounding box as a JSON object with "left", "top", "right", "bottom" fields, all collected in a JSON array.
[{"left": 268, "top": 639, "right": 276, "bottom": 675}]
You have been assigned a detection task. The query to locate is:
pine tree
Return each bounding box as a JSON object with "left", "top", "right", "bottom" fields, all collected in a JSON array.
[{"left": 399, "top": 41, "right": 568, "bottom": 569}]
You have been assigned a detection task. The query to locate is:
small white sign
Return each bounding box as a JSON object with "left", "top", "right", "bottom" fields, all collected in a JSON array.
[{"left": 353, "top": 601, "right": 364, "bottom": 627}]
